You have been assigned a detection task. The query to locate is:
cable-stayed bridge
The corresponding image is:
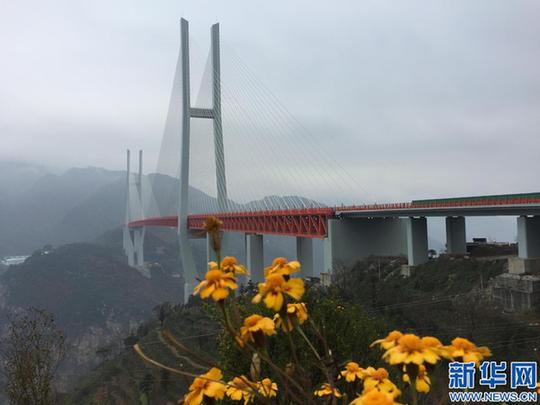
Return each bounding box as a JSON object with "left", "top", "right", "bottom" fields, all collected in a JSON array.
[{"left": 123, "top": 19, "right": 540, "bottom": 301}]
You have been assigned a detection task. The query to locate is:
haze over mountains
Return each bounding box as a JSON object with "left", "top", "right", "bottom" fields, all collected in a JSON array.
[
  {"left": 0, "top": 160, "right": 305, "bottom": 258},
  {"left": 0, "top": 160, "right": 519, "bottom": 258},
  {"left": 0, "top": 162, "right": 121, "bottom": 255},
  {"left": 0, "top": 161, "right": 222, "bottom": 255}
]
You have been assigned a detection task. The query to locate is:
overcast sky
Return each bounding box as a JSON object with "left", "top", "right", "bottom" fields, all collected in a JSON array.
[{"left": 1, "top": 0, "right": 539, "bottom": 206}]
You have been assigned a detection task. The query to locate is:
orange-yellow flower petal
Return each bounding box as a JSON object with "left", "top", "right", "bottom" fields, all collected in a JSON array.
[
  {"left": 257, "top": 378, "right": 278, "bottom": 398},
  {"left": 340, "top": 361, "right": 365, "bottom": 382},
  {"left": 237, "top": 314, "right": 276, "bottom": 347},
  {"left": 415, "top": 365, "right": 431, "bottom": 393},
  {"left": 264, "top": 257, "right": 301, "bottom": 278},
  {"left": 252, "top": 274, "right": 305, "bottom": 311},
  {"left": 226, "top": 375, "right": 255, "bottom": 404},
  {"left": 382, "top": 334, "right": 440, "bottom": 366},
  {"left": 371, "top": 331, "right": 403, "bottom": 350},
  {"left": 314, "top": 383, "right": 342, "bottom": 398},
  {"left": 193, "top": 269, "right": 238, "bottom": 302},
  {"left": 274, "top": 303, "right": 308, "bottom": 332},
  {"left": 349, "top": 388, "right": 402, "bottom": 405},
  {"left": 362, "top": 367, "right": 401, "bottom": 398},
  {"left": 443, "top": 337, "right": 491, "bottom": 365},
  {"left": 221, "top": 256, "right": 248, "bottom": 275},
  {"left": 183, "top": 367, "right": 226, "bottom": 405}
]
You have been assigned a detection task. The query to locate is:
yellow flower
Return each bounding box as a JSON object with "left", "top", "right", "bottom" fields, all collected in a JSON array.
[
  {"left": 350, "top": 388, "right": 402, "bottom": 405},
  {"left": 257, "top": 378, "right": 278, "bottom": 398},
  {"left": 415, "top": 364, "right": 431, "bottom": 393},
  {"left": 237, "top": 314, "right": 276, "bottom": 347},
  {"left": 362, "top": 367, "right": 401, "bottom": 398},
  {"left": 420, "top": 336, "right": 445, "bottom": 362},
  {"left": 403, "top": 364, "right": 431, "bottom": 393},
  {"left": 421, "top": 336, "right": 443, "bottom": 349},
  {"left": 226, "top": 375, "right": 255, "bottom": 404},
  {"left": 443, "top": 337, "right": 491, "bottom": 365},
  {"left": 252, "top": 273, "right": 304, "bottom": 311},
  {"left": 264, "top": 257, "right": 301, "bottom": 278},
  {"left": 220, "top": 256, "right": 248, "bottom": 275},
  {"left": 382, "top": 334, "right": 440, "bottom": 365},
  {"left": 371, "top": 330, "right": 403, "bottom": 350},
  {"left": 273, "top": 303, "right": 308, "bottom": 332},
  {"left": 183, "top": 367, "right": 226, "bottom": 405},
  {"left": 314, "top": 383, "right": 342, "bottom": 398},
  {"left": 340, "top": 361, "right": 365, "bottom": 382},
  {"left": 193, "top": 269, "right": 238, "bottom": 301}
]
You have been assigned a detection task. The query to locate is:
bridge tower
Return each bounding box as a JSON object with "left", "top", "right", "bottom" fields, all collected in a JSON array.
[
  {"left": 123, "top": 149, "right": 145, "bottom": 268},
  {"left": 178, "top": 19, "right": 228, "bottom": 302},
  {"left": 123, "top": 150, "right": 134, "bottom": 266}
]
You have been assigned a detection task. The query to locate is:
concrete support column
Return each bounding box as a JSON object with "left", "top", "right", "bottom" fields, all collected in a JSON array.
[
  {"left": 446, "top": 216, "right": 466, "bottom": 255},
  {"left": 517, "top": 216, "right": 540, "bottom": 259},
  {"left": 323, "top": 236, "right": 333, "bottom": 275},
  {"left": 246, "top": 234, "right": 264, "bottom": 282},
  {"left": 296, "top": 237, "right": 314, "bottom": 277},
  {"left": 405, "top": 217, "right": 428, "bottom": 266},
  {"left": 323, "top": 218, "right": 408, "bottom": 274}
]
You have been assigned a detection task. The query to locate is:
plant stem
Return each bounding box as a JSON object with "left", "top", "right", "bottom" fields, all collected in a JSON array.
[
  {"left": 286, "top": 329, "right": 300, "bottom": 367},
  {"left": 296, "top": 326, "right": 322, "bottom": 361},
  {"left": 411, "top": 387, "right": 418, "bottom": 405},
  {"left": 296, "top": 325, "right": 337, "bottom": 398}
]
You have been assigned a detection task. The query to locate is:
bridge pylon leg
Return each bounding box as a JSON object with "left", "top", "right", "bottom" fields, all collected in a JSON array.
[
  {"left": 133, "top": 228, "right": 145, "bottom": 267},
  {"left": 123, "top": 228, "right": 135, "bottom": 267},
  {"left": 176, "top": 18, "right": 199, "bottom": 303},
  {"left": 123, "top": 149, "right": 136, "bottom": 267}
]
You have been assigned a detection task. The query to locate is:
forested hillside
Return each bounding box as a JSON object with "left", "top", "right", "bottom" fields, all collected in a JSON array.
[{"left": 0, "top": 243, "right": 184, "bottom": 389}]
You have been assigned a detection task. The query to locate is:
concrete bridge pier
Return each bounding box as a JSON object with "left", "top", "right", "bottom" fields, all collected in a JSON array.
[
  {"left": 445, "top": 216, "right": 467, "bottom": 255},
  {"left": 497, "top": 216, "right": 540, "bottom": 309},
  {"left": 405, "top": 217, "right": 428, "bottom": 266},
  {"left": 245, "top": 233, "right": 264, "bottom": 282},
  {"left": 296, "top": 237, "right": 314, "bottom": 277},
  {"left": 517, "top": 216, "right": 540, "bottom": 259},
  {"left": 323, "top": 218, "right": 407, "bottom": 274}
]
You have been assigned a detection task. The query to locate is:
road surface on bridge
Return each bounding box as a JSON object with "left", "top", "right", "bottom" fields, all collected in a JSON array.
[{"left": 128, "top": 192, "right": 540, "bottom": 238}]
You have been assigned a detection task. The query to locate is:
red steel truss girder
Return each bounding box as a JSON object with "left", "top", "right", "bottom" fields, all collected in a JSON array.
[{"left": 187, "top": 208, "right": 335, "bottom": 238}]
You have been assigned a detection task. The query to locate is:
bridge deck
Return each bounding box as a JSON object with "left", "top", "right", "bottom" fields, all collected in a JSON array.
[{"left": 128, "top": 193, "right": 540, "bottom": 238}]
